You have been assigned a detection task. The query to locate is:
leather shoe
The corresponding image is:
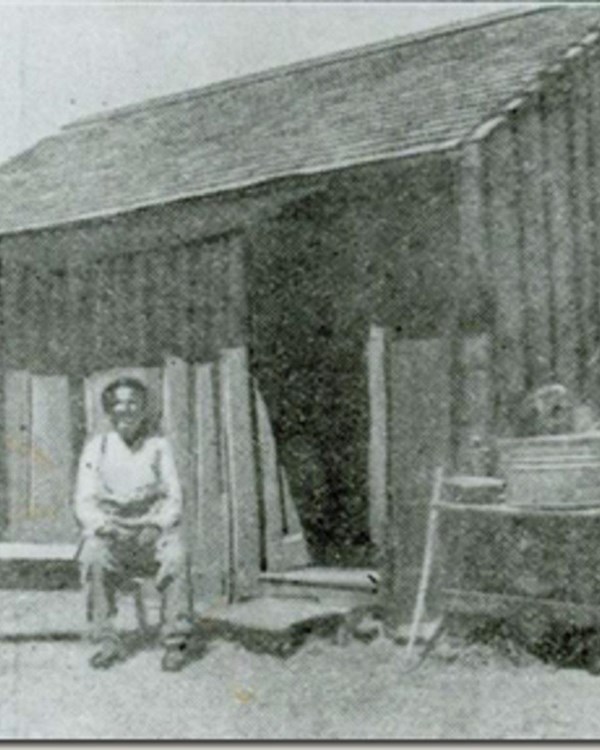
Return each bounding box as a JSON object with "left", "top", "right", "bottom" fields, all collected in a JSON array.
[
  {"left": 588, "top": 652, "right": 600, "bottom": 675},
  {"left": 90, "top": 639, "right": 125, "bottom": 670},
  {"left": 161, "top": 644, "right": 188, "bottom": 672}
]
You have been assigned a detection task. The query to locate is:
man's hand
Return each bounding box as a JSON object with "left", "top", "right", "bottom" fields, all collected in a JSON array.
[
  {"left": 138, "top": 525, "right": 162, "bottom": 547},
  {"left": 95, "top": 521, "right": 121, "bottom": 539}
]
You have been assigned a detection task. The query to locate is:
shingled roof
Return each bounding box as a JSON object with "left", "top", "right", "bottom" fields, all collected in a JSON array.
[{"left": 0, "top": 6, "right": 599, "bottom": 234}]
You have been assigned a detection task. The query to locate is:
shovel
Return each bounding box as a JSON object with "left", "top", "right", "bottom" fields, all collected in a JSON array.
[{"left": 399, "top": 465, "right": 445, "bottom": 673}]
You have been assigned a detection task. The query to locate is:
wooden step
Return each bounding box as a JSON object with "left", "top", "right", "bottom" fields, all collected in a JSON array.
[
  {"left": 0, "top": 542, "right": 80, "bottom": 590},
  {"left": 259, "top": 566, "right": 380, "bottom": 607},
  {"left": 0, "top": 589, "right": 155, "bottom": 639},
  {"left": 0, "top": 591, "right": 356, "bottom": 656},
  {"left": 0, "top": 542, "right": 78, "bottom": 560},
  {"left": 197, "top": 596, "right": 352, "bottom": 655}
]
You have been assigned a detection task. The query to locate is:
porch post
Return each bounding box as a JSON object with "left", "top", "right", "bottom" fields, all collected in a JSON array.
[
  {"left": 455, "top": 135, "right": 493, "bottom": 468},
  {"left": 366, "top": 324, "right": 388, "bottom": 555}
]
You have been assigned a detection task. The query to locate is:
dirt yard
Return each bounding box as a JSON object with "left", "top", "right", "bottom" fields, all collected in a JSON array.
[{"left": 1, "top": 626, "right": 599, "bottom": 740}]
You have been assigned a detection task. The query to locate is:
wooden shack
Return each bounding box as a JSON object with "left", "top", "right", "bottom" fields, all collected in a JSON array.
[{"left": 0, "top": 7, "right": 599, "bottom": 621}]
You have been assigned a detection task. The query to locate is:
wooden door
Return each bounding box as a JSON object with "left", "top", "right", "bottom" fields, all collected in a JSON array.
[
  {"left": 385, "top": 335, "right": 452, "bottom": 625},
  {"left": 4, "top": 371, "right": 78, "bottom": 543}
]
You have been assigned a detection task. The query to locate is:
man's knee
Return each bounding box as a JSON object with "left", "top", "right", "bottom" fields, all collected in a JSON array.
[
  {"left": 79, "top": 535, "right": 114, "bottom": 575},
  {"left": 156, "top": 530, "right": 185, "bottom": 563},
  {"left": 155, "top": 531, "right": 188, "bottom": 583}
]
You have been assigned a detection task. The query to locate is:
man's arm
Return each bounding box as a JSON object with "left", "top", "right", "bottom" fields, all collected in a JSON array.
[
  {"left": 144, "top": 438, "right": 183, "bottom": 532},
  {"left": 74, "top": 436, "right": 111, "bottom": 537}
]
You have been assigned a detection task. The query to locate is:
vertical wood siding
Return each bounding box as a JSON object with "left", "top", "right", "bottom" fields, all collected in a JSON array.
[
  {"left": 515, "top": 95, "right": 553, "bottom": 387},
  {"left": 569, "top": 53, "right": 595, "bottom": 389},
  {"left": 0, "top": 232, "right": 249, "bottom": 544},
  {"left": 482, "top": 120, "right": 528, "bottom": 433},
  {"left": 543, "top": 71, "right": 580, "bottom": 394},
  {"left": 586, "top": 39, "right": 600, "bottom": 361},
  {"left": 0, "top": 231, "right": 247, "bottom": 376},
  {"left": 456, "top": 142, "right": 491, "bottom": 464},
  {"left": 459, "top": 45, "right": 600, "bottom": 442}
]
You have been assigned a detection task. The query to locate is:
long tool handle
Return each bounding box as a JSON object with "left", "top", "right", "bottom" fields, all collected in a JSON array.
[{"left": 405, "top": 465, "right": 445, "bottom": 661}]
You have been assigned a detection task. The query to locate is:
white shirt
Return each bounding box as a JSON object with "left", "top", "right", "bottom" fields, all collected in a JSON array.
[{"left": 74, "top": 431, "right": 183, "bottom": 537}]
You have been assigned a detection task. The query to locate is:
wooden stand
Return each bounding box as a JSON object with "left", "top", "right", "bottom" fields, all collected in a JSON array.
[{"left": 415, "top": 500, "right": 600, "bottom": 664}]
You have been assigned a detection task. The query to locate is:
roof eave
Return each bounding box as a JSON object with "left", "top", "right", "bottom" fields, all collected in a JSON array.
[{"left": 0, "top": 138, "right": 461, "bottom": 239}]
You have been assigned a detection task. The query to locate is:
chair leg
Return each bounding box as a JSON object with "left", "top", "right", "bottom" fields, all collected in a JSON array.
[{"left": 133, "top": 583, "right": 150, "bottom": 635}]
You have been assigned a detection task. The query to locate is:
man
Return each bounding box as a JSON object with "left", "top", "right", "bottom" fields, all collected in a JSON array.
[{"left": 75, "top": 376, "right": 193, "bottom": 672}]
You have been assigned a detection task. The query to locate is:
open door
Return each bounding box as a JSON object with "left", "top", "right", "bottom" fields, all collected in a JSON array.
[
  {"left": 4, "top": 371, "right": 78, "bottom": 543},
  {"left": 385, "top": 335, "right": 452, "bottom": 625}
]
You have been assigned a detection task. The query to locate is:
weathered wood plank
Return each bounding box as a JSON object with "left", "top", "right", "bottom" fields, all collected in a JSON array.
[
  {"left": 483, "top": 121, "right": 527, "bottom": 433},
  {"left": 0, "top": 266, "right": 6, "bottom": 536},
  {"left": 366, "top": 325, "right": 388, "bottom": 552},
  {"left": 194, "top": 362, "right": 228, "bottom": 605},
  {"left": 211, "top": 241, "right": 230, "bottom": 355},
  {"left": 219, "top": 346, "right": 260, "bottom": 599},
  {"left": 584, "top": 43, "right": 600, "bottom": 380},
  {"left": 458, "top": 141, "right": 488, "bottom": 299},
  {"left": 29, "top": 375, "right": 78, "bottom": 543},
  {"left": 2, "top": 261, "right": 24, "bottom": 369},
  {"left": 541, "top": 73, "right": 578, "bottom": 394},
  {"left": 441, "top": 589, "right": 600, "bottom": 628},
  {"left": 514, "top": 98, "right": 553, "bottom": 387},
  {"left": 173, "top": 248, "right": 192, "bottom": 358},
  {"left": 110, "top": 254, "right": 131, "bottom": 365},
  {"left": 150, "top": 251, "right": 173, "bottom": 360},
  {"left": 162, "top": 356, "right": 194, "bottom": 546},
  {"left": 191, "top": 246, "right": 213, "bottom": 363},
  {"left": 279, "top": 465, "right": 310, "bottom": 570},
  {"left": 130, "top": 252, "right": 149, "bottom": 365},
  {"left": 0, "top": 542, "right": 78, "bottom": 560},
  {"left": 459, "top": 334, "right": 493, "bottom": 472},
  {"left": 66, "top": 259, "right": 87, "bottom": 375},
  {"left": 218, "top": 370, "right": 233, "bottom": 602},
  {"left": 457, "top": 141, "right": 493, "bottom": 463},
  {"left": 254, "top": 383, "right": 284, "bottom": 572},
  {"left": 570, "top": 55, "right": 595, "bottom": 390},
  {"left": 49, "top": 270, "right": 62, "bottom": 370},
  {"left": 226, "top": 235, "right": 248, "bottom": 347},
  {"left": 20, "top": 263, "right": 38, "bottom": 370},
  {"left": 4, "top": 371, "right": 31, "bottom": 541},
  {"left": 91, "top": 259, "right": 112, "bottom": 371}
]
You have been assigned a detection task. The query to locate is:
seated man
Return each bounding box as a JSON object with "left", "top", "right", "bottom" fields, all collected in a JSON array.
[{"left": 74, "top": 376, "right": 193, "bottom": 672}]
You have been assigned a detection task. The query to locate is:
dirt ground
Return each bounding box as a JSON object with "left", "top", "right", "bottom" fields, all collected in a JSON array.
[{"left": 1, "top": 626, "right": 599, "bottom": 740}]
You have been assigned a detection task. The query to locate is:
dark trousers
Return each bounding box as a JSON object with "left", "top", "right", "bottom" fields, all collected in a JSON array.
[{"left": 79, "top": 528, "right": 193, "bottom": 647}]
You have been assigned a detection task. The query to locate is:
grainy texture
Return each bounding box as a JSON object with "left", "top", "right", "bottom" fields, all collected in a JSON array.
[
  {"left": 194, "top": 363, "right": 228, "bottom": 605},
  {"left": 386, "top": 336, "right": 451, "bottom": 624},
  {"left": 3, "top": 6, "right": 600, "bottom": 740},
  {"left": 0, "top": 8, "right": 598, "bottom": 233}
]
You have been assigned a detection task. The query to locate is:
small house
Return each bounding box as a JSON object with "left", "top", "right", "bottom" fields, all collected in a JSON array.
[{"left": 0, "top": 7, "right": 599, "bottom": 621}]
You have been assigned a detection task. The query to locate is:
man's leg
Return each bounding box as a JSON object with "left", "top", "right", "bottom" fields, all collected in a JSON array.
[
  {"left": 154, "top": 530, "right": 194, "bottom": 671},
  {"left": 80, "top": 535, "right": 126, "bottom": 668}
]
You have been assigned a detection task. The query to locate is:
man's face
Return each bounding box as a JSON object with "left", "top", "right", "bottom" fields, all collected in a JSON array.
[{"left": 109, "top": 385, "right": 147, "bottom": 443}]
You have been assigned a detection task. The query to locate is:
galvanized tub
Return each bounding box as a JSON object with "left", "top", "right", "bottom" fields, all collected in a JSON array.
[{"left": 497, "top": 432, "right": 600, "bottom": 508}]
